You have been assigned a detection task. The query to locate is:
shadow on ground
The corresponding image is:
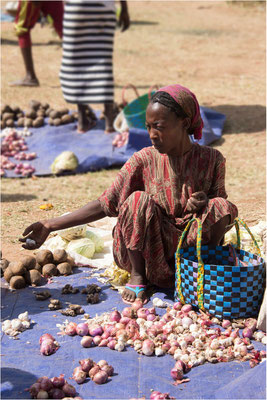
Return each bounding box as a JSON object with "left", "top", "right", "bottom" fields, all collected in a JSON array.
[{"left": 1, "top": 193, "right": 37, "bottom": 202}]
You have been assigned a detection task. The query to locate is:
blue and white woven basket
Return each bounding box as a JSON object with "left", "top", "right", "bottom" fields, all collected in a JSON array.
[{"left": 175, "top": 217, "right": 265, "bottom": 319}]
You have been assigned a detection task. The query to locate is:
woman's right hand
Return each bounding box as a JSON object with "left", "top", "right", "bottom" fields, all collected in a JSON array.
[{"left": 19, "top": 221, "right": 51, "bottom": 250}]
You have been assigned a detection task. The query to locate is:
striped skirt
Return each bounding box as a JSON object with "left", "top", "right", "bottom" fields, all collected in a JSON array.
[{"left": 59, "top": 1, "right": 116, "bottom": 104}]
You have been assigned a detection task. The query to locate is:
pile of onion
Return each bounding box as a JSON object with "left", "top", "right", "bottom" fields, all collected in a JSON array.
[
  {"left": 27, "top": 375, "right": 81, "bottom": 399},
  {"left": 72, "top": 358, "right": 114, "bottom": 385},
  {"left": 39, "top": 333, "right": 59, "bottom": 356}
]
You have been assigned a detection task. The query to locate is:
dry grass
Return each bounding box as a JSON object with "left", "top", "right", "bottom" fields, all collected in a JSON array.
[{"left": 1, "top": 1, "right": 266, "bottom": 261}]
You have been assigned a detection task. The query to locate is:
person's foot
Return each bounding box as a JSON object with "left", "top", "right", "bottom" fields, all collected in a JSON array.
[
  {"left": 77, "top": 118, "right": 96, "bottom": 133},
  {"left": 77, "top": 104, "right": 97, "bottom": 133},
  {"left": 122, "top": 275, "right": 148, "bottom": 304},
  {"left": 9, "top": 77, "right": 39, "bottom": 87}
]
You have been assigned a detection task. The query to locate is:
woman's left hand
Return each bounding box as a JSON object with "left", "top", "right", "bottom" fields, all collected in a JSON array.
[{"left": 186, "top": 191, "right": 208, "bottom": 213}]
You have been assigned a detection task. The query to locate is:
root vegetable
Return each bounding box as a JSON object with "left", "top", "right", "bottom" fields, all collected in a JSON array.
[
  {"left": 57, "top": 262, "right": 72, "bottom": 275},
  {"left": 79, "top": 358, "right": 94, "bottom": 372},
  {"left": 61, "top": 115, "right": 72, "bottom": 124},
  {"left": 25, "top": 109, "right": 37, "bottom": 119},
  {"left": 36, "top": 250, "right": 54, "bottom": 266},
  {"left": 0, "top": 258, "right": 9, "bottom": 273},
  {"left": 40, "top": 333, "right": 55, "bottom": 344},
  {"left": 76, "top": 323, "right": 89, "bottom": 336},
  {"left": 6, "top": 119, "right": 14, "bottom": 127},
  {"left": 40, "top": 339, "right": 57, "bottom": 355},
  {"left": 72, "top": 367, "right": 87, "bottom": 384},
  {"left": 10, "top": 275, "right": 26, "bottom": 289},
  {"left": 101, "top": 364, "right": 114, "bottom": 376},
  {"left": 62, "top": 383, "right": 76, "bottom": 397},
  {"left": 42, "top": 263, "right": 58, "bottom": 277},
  {"left": 24, "top": 118, "right": 33, "bottom": 127},
  {"left": 53, "top": 249, "right": 68, "bottom": 264},
  {"left": 37, "top": 390, "right": 49, "bottom": 399},
  {"left": 58, "top": 107, "right": 69, "bottom": 116},
  {"left": 51, "top": 375, "right": 65, "bottom": 388},
  {"left": 29, "top": 100, "right": 41, "bottom": 110},
  {"left": 25, "top": 269, "right": 42, "bottom": 285},
  {"left": 2, "top": 112, "right": 14, "bottom": 121},
  {"left": 53, "top": 118, "right": 61, "bottom": 126},
  {"left": 48, "top": 118, "right": 54, "bottom": 126},
  {"left": 21, "top": 255, "right": 36, "bottom": 270},
  {"left": 9, "top": 261, "right": 26, "bottom": 276},
  {"left": 35, "top": 263, "right": 42, "bottom": 273},
  {"left": 66, "top": 255, "right": 75, "bottom": 267},
  {"left": 92, "top": 370, "right": 108, "bottom": 384},
  {"left": 142, "top": 339, "right": 155, "bottom": 356},
  {"left": 33, "top": 117, "right": 44, "bottom": 128},
  {"left": 89, "top": 365, "right": 101, "bottom": 379},
  {"left": 81, "top": 336, "right": 93, "bottom": 348},
  {"left": 50, "top": 110, "right": 61, "bottom": 119},
  {"left": 4, "top": 266, "right": 14, "bottom": 283},
  {"left": 65, "top": 322, "right": 77, "bottom": 336}
]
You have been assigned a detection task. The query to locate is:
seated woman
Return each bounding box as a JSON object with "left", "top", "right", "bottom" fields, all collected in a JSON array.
[{"left": 20, "top": 84, "right": 238, "bottom": 304}]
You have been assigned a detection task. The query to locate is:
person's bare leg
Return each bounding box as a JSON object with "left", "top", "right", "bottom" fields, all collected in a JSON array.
[
  {"left": 9, "top": 46, "right": 39, "bottom": 86},
  {"left": 77, "top": 104, "right": 96, "bottom": 133},
  {"left": 209, "top": 215, "right": 231, "bottom": 246},
  {"left": 104, "top": 103, "right": 115, "bottom": 133},
  {"left": 121, "top": 249, "right": 147, "bottom": 303}
]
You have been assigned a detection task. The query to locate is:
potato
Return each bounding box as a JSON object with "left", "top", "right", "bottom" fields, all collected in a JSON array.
[
  {"left": 33, "top": 117, "right": 44, "bottom": 128},
  {"left": 29, "top": 100, "right": 41, "bottom": 111},
  {"left": 6, "top": 119, "right": 14, "bottom": 127},
  {"left": 36, "top": 249, "right": 53, "bottom": 266},
  {"left": 53, "top": 249, "right": 68, "bottom": 264},
  {"left": 25, "top": 269, "right": 42, "bottom": 286},
  {"left": 58, "top": 107, "right": 69, "bottom": 116},
  {"left": 66, "top": 255, "right": 75, "bottom": 268},
  {"left": 9, "top": 261, "right": 26, "bottom": 276},
  {"left": 2, "top": 112, "right": 14, "bottom": 122},
  {"left": 25, "top": 109, "right": 37, "bottom": 119},
  {"left": 24, "top": 118, "right": 33, "bottom": 127},
  {"left": 42, "top": 263, "right": 58, "bottom": 277},
  {"left": 35, "top": 263, "right": 42, "bottom": 273},
  {"left": 1, "top": 104, "right": 12, "bottom": 114},
  {"left": 41, "top": 102, "right": 50, "bottom": 110},
  {"left": 1, "top": 120, "right": 5, "bottom": 129},
  {"left": 11, "top": 105, "right": 21, "bottom": 114},
  {"left": 50, "top": 110, "right": 60, "bottom": 119},
  {"left": 45, "top": 107, "right": 52, "bottom": 117},
  {"left": 17, "top": 117, "right": 25, "bottom": 127},
  {"left": 36, "top": 110, "right": 45, "bottom": 117},
  {"left": 10, "top": 275, "right": 26, "bottom": 289},
  {"left": 0, "top": 259, "right": 9, "bottom": 277},
  {"left": 16, "top": 113, "right": 24, "bottom": 119},
  {"left": 48, "top": 118, "right": 54, "bottom": 126},
  {"left": 57, "top": 262, "right": 72, "bottom": 275},
  {"left": 53, "top": 118, "right": 61, "bottom": 126},
  {"left": 61, "top": 114, "right": 72, "bottom": 124},
  {"left": 4, "top": 267, "right": 14, "bottom": 283},
  {"left": 21, "top": 255, "right": 36, "bottom": 270}
]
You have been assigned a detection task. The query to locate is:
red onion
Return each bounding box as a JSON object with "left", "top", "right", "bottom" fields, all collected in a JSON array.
[
  {"left": 161, "top": 343, "right": 171, "bottom": 352},
  {"left": 39, "top": 333, "right": 54, "bottom": 345},
  {"left": 170, "top": 367, "right": 184, "bottom": 380},
  {"left": 92, "top": 370, "right": 108, "bottom": 384},
  {"left": 89, "top": 365, "right": 101, "bottom": 379},
  {"left": 242, "top": 327, "right": 253, "bottom": 339},
  {"left": 168, "top": 346, "right": 178, "bottom": 355},
  {"left": 76, "top": 323, "right": 89, "bottom": 336},
  {"left": 184, "top": 334, "right": 195, "bottom": 345},
  {"left": 142, "top": 339, "right": 155, "bottom": 356},
  {"left": 107, "top": 339, "right": 117, "bottom": 350},
  {"left": 80, "top": 335, "right": 93, "bottom": 348},
  {"left": 150, "top": 391, "right": 162, "bottom": 400},
  {"left": 122, "top": 307, "right": 135, "bottom": 318},
  {"left": 37, "top": 390, "right": 49, "bottom": 399},
  {"left": 93, "top": 335, "right": 102, "bottom": 346},
  {"left": 109, "top": 311, "right": 121, "bottom": 322},
  {"left": 147, "top": 313, "right": 156, "bottom": 321},
  {"left": 79, "top": 358, "right": 94, "bottom": 373},
  {"left": 131, "top": 298, "right": 143, "bottom": 311},
  {"left": 62, "top": 383, "right": 76, "bottom": 397},
  {"left": 89, "top": 324, "right": 103, "bottom": 337},
  {"left": 162, "top": 313, "right": 173, "bottom": 323},
  {"left": 50, "top": 388, "right": 65, "bottom": 399},
  {"left": 99, "top": 339, "right": 109, "bottom": 347},
  {"left": 137, "top": 308, "right": 149, "bottom": 319},
  {"left": 72, "top": 367, "right": 87, "bottom": 384},
  {"left": 29, "top": 383, "right": 41, "bottom": 397},
  {"left": 222, "top": 320, "right": 231, "bottom": 329},
  {"left": 65, "top": 322, "right": 77, "bottom": 336},
  {"left": 101, "top": 364, "right": 114, "bottom": 376},
  {"left": 115, "top": 322, "right": 125, "bottom": 330},
  {"left": 40, "top": 339, "right": 56, "bottom": 356},
  {"left": 175, "top": 360, "right": 187, "bottom": 373},
  {"left": 120, "top": 317, "right": 131, "bottom": 325},
  {"left": 245, "top": 318, "right": 257, "bottom": 332},
  {"left": 182, "top": 316, "right": 193, "bottom": 328},
  {"left": 101, "top": 331, "right": 110, "bottom": 339},
  {"left": 150, "top": 391, "right": 171, "bottom": 400},
  {"left": 97, "top": 360, "right": 108, "bottom": 368},
  {"left": 173, "top": 301, "right": 182, "bottom": 310},
  {"left": 230, "top": 328, "right": 240, "bottom": 338},
  {"left": 51, "top": 375, "right": 65, "bottom": 388},
  {"left": 181, "top": 304, "right": 192, "bottom": 313}
]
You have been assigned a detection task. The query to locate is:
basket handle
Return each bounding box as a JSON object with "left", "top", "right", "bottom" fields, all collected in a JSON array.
[
  {"left": 121, "top": 84, "right": 140, "bottom": 107},
  {"left": 175, "top": 217, "right": 205, "bottom": 310},
  {"left": 233, "top": 217, "right": 262, "bottom": 256},
  {"left": 148, "top": 84, "right": 159, "bottom": 100}
]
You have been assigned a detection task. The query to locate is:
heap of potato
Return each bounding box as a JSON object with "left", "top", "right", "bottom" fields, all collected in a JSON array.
[
  {"left": 1, "top": 100, "right": 77, "bottom": 130},
  {"left": 0, "top": 249, "right": 75, "bottom": 290}
]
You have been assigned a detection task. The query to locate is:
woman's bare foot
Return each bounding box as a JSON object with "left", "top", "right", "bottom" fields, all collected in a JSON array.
[
  {"left": 77, "top": 104, "right": 96, "bottom": 133},
  {"left": 9, "top": 77, "right": 39, "bottom": 87},
  {"left": 104, "top": 103, "right": 117, "bottom": 134},
  {"left": 77, "top": 118, "right": 96, "bottom": 133}
]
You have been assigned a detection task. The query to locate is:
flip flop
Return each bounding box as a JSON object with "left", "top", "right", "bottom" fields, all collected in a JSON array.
[{"left": 122, "top": 284, "right": 148, "bottom": 305}]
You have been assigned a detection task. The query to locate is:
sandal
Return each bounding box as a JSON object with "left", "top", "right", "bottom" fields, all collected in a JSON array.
[{"left": 122, "top": 284, "right": 148, "bottom": 305}]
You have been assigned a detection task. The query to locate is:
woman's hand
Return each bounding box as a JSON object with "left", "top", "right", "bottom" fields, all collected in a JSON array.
[
  {"left": 19, "top": 221, "right": 51, "bottom": 250},
  {"left": 186, "top": 191, "right": 208, "bottom": 213}
]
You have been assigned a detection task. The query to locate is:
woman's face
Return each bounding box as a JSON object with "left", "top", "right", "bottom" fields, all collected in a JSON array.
[{"left": 146, "top": 102, "right": 189, "bottom": 156}]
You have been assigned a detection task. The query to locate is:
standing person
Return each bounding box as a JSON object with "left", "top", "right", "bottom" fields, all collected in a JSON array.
[
  {"left": 59, "top": 1, "right": 130, "bottom": 134},
  {"left": 10, "top": 0, "right": 64, "bottom": 87},
  {"left": 20, "top": 84, "right": 238, "bottom": 304}
]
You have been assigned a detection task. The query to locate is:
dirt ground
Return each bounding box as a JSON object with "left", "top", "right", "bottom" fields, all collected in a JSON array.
[{"left": 1, "top": 1, "right": 266, "bottom": 262}]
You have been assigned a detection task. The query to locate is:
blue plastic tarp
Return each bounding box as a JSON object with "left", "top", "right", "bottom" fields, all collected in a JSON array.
[
  {"left": 2, "top": 107, "right": 225, "bottom": 177},
  {"left": 1, "top": 267, "right": 266, "bottom": 400}
]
